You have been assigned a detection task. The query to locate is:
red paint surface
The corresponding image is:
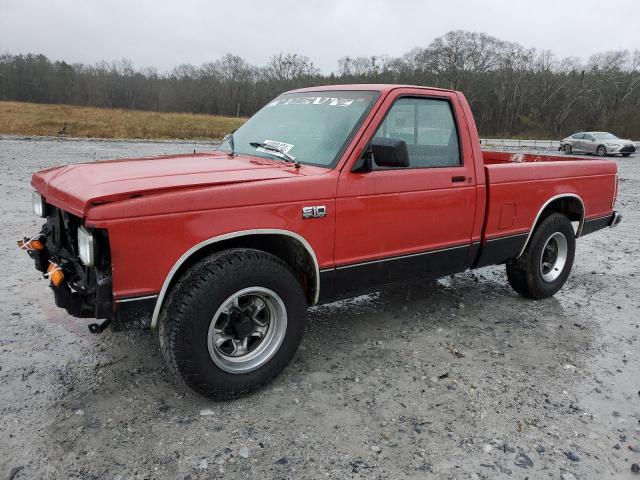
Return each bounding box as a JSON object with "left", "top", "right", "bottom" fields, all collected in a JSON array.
[{"left": 31, "top": 85, "right": 618, "bottom": 300}]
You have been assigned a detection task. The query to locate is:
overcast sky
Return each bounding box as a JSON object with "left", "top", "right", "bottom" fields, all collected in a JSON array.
[{"left": 1, "top": 0, "right": 638, "bottom": 72}]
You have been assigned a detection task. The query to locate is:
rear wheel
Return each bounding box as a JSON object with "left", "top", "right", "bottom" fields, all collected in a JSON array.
[
  {"left": 158, "top": 248, "right": 307, "bottom": 399},
  {"left": 506, "top": 213, "right": 575, "bottom": 299},
  {"left": 596, "top": 145, "right": 607, "bottom": 157}
]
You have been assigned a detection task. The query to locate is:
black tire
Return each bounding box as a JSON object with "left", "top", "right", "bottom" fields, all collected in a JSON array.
[
  {"left": 158, "top": 248, "right": 307, "bottom": 399},
  {"left": 596, "top": 145, "right": 607, "bottom": 157},
  {"left": 563, "top": 144, "right": 572, "bottom": 154},
  {"left": 506, "top": 213, "right": 575, "bottom": 299},
  {"left": 622, "top": 153, "right": 631, "bottom": 157}
]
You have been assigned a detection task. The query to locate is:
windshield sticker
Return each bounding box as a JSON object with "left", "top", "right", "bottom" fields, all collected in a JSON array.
[
  {"left": 267, "top": 96, "right": 367, "bottom": 108},
  {"left": 256, "top": 139, "right": 295, "bottom": 159}
]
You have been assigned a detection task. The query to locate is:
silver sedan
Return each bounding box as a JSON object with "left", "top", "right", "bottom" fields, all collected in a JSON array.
[{"left": 560, "top": 132, "right": 636, "bottom": 157}]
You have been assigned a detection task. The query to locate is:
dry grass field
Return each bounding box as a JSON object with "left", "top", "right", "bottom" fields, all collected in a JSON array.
[{"left": 0, "top": 101, "right": 246, "bottom": 139}]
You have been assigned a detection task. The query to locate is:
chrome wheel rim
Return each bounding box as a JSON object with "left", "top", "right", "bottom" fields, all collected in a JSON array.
[
  {"left": 207, "top": 287, "right": 287, "bottom": 374},
  {"left": 540, "top": 232, "right": 568, "bottom": 282}
]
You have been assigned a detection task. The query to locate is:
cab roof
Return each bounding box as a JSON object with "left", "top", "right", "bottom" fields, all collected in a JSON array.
[{"left": 286, "top": 84, "right": 457, "bottom": 95}]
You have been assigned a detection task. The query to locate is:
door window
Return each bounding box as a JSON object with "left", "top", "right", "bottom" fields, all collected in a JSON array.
[{"left": 373, "top": 97, "right": 461, "bottom": 168}]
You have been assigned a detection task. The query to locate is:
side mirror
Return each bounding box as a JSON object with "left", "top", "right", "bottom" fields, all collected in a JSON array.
[
  {"left": 371, "top": 137, "right": 410, "bottom": 168},
  {"left": 351, "top": 137, "right": 411, "bottom": 172}
]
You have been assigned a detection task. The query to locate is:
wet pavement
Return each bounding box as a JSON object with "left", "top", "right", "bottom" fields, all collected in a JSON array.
[{"left": 0, "top": 137, "right": 638, "bottom": 479}]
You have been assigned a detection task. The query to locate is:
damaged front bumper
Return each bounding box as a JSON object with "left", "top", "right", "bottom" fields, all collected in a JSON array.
[
  {"left": 19, "top": 227, "right": 113, "bottom": 320},
  {"left": 19, "top": 205, "right": 117, "bottom": 331}
]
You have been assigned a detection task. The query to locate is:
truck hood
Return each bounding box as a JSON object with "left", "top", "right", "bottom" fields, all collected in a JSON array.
[{"left": 32, "top": 151, "right": 326, "bottom": 217}]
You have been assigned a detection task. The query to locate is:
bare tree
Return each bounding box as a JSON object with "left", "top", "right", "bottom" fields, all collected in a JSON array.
[
  {"left": 1, "top": 31, "right": 639, "bottom": 138},
  {"left": 264, "top": 53, "right": 319, "bottom": 83}
]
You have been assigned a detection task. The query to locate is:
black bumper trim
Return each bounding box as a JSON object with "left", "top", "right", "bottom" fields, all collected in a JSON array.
[
  {"left": 609, "top": 211, "right": 622, "bottom": 227},
  {"left": 581, "top": 212, "right": 617, "bottom": 236}
]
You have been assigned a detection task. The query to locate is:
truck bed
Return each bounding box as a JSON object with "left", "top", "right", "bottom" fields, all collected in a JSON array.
[
  {"left": 474, "top": 150, "right": 618, "bottom": 267},
  {"left": 482, "top": 150, "right": 604, "bottom": 165}
]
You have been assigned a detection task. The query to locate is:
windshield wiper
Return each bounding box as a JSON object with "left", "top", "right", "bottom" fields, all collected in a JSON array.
[{"left": 249, "top": 141, "right": 300, "bottom": 168}]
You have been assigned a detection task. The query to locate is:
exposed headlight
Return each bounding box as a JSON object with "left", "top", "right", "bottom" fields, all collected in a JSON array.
[
  {"left": 608, "top": 143, "right": 621, "bottom": 147},
  {"left": 32, "top": 191, "right": 46, "bottom": 217},
  {"left": 77, "top": 226, "right": 96, "bottom": 267}
]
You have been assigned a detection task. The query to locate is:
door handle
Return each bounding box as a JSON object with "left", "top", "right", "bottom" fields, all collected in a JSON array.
[{"left": 452, "top": 176, "right": 467, "bottom": 183}]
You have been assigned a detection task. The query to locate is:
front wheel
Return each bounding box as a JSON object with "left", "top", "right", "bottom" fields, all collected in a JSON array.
[
  {"left": 563, "top": 144, "right": 572, "bottom": 154},
  {"left": 506, "top": 213, "right": 576, "bottom": 299},
  {"left": 596, "top": 145, "right": 607, "bottom": 157},
  {"left": 158, "top": 248, "right": 307, "bottom": 399}
]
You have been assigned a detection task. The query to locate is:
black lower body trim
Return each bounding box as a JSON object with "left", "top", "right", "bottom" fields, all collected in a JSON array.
[
  {"left": 320, "top": 244, "right": 471, "bottom": 302},
  {"left": 113, "top": 296, "right": 157, "bottom": 329},
  {"left": 316, "top": 232, "right": 544, "bottom": 304},
  {"left": 581, "top": 213, "right": 616, "bottom": 236},
  {"left": 318, "top": 269, "right": 335, "bottom": 303},
  {"left": 473, "top": 233, "right": 529, "bottom": 268}
]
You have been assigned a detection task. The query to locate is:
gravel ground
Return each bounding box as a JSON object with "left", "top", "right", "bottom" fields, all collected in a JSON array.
[{"left": 1, "top": 137, "right": 639, "bottom": 479}]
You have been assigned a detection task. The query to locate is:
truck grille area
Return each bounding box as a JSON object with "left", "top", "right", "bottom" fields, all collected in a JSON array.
[{"left": 35, "top": 204, "right": 113, "bottom": 319}]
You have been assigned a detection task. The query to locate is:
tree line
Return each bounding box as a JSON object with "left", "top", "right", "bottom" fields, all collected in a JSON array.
[{"left": 1, "top": 30, "right": 639, "bottom": 138}]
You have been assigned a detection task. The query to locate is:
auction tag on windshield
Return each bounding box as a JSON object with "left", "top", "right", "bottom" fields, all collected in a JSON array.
[{"left": 256, "top": 139, "right": 295, "bottom": 159}]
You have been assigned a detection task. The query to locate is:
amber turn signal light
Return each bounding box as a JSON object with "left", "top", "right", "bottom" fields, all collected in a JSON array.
[
  {"left": 18, "top": 238, "right": 44, "bottom": 251},
  {"left": 46, "top": 262, "right": 64, "bottom": 287}
]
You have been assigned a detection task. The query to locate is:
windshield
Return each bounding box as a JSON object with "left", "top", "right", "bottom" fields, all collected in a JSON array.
[
  {"left": 592, "top": 132, "right": 618, "bottom": 140},
  {"left": 219, "top": 90, "right": 379, "bottom": 167}
]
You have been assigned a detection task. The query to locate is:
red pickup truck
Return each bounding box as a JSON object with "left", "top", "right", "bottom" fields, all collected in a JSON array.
[{"left": 22, "top": 84, "right": 621, "bottom": 398}]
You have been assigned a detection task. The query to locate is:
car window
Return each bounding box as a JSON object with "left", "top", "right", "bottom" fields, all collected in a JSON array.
[
  {"left": 572, "top": 133, "right": 584, "bottom": 139},
  {"left": 585, "top": 134, "right": 595, "bottom": 141},
  {"left": 593, "top": 132, "right": 617, "bottom": 140},
  {"left": 373, "top": 97, "right": 461, "bottom": 169}
]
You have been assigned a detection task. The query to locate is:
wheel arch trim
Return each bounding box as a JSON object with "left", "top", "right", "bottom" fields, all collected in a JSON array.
[
  {"left": 516, "top": 193, "right": 585, "bottom": 258},
  {"left": 149, "top": 229, "right": 320, "bottom": 330}
]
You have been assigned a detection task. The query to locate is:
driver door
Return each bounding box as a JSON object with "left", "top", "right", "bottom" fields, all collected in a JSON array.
[{"left": 332, "top": 89, "right": 477, "bottom": 296}]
